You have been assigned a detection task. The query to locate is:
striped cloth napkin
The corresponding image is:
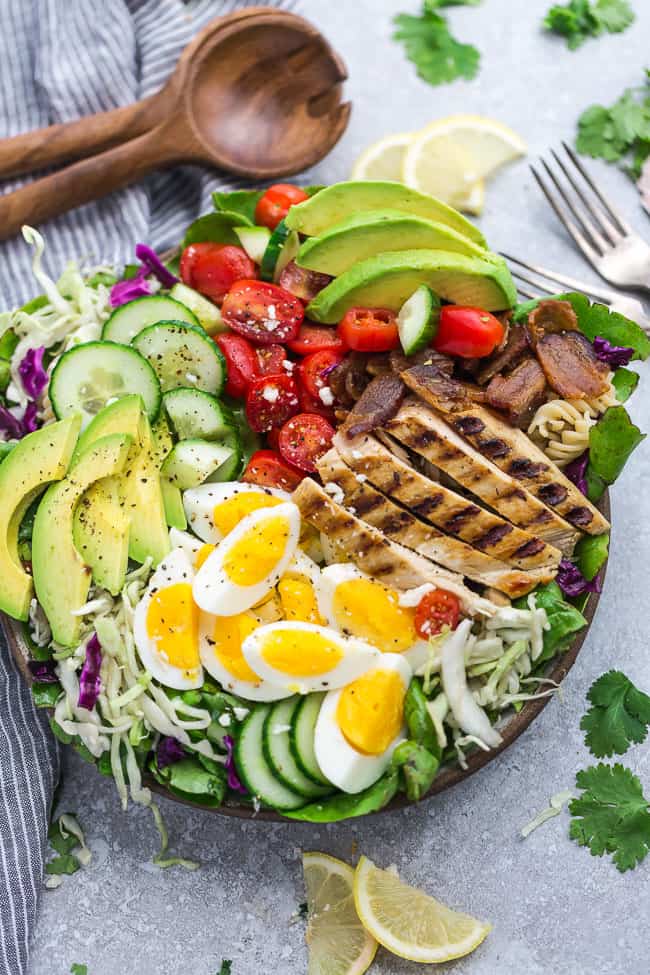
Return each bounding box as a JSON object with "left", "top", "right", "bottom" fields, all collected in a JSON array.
[{"left": 0, "top": 1, "right": 298, "bottom": 971}]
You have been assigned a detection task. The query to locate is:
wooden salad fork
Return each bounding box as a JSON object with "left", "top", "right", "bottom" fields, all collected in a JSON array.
[
  {"left": 0, "top": 6, "right": 350, "bottom": 242},
  {"left": 531, "top": 142, "right": 650, "bottom": 293}
]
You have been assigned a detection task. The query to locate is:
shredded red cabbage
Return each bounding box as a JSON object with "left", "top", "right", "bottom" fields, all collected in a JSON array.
[
  {"left": 223, "top": 734, "right": 247, "bottom": 793},
  {"left": 565, "top": 450, "right": 589, "bottom": 496},
  {"left": 592, "top": 336, "right": 634, "bottom": 368},
  {"left": 135, "top": 243, "right": 178, "bottom": 289},
  {"left": 77, "top": 633, "right": 102, "bottom": 710},
  {"left": 557, "top": 558, "right": 602, "bottom": 598},
  {"left": 18, "top": 346, "right": 48, "bottom": 399},
  {"left": 27, "top": 659, "right": 59, "bottom": 683},
  {"left": 0, "top": 402, "right": 39, "bottom": 439},
  {"left": 110, "top": 271, "right": 152, "bottom": 308},
  {"left": 156, "top": 736, "right": 187, "bottom": 769}
]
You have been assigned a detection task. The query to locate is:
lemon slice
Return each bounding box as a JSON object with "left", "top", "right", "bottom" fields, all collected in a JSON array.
[
  {"left": 401, "top": 132, "right": 485, "bottom": 213},
  {"left": 351, "top": 132, "right": 413, "bottom": 182},
  {"left": 353, "top": 855, "right": 491, "bottom": 963},
  {"left": 303, "top": 852, "right": 377, "bottom": 975}
]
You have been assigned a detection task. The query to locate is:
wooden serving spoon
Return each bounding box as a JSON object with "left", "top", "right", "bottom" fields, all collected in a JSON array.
[{"left": 0, "top": 6, "right": 350, "bottom": 241}]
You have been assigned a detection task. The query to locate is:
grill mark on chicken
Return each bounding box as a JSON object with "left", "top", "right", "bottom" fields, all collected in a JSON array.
[
  {"left": 454, "top": 416, "right": 485, "bottom": 436},
  {"left": 477, "top": 437, "right": 510, "bottom": 459},
  {"left": 332, "top": 432, "right": 562, "bottom": 571},
  {"left": 513, "top": 537, "right": 546, "bottom": 559},
  {"left": 538, "top": 483, "right": 568, "bottom": 506}
]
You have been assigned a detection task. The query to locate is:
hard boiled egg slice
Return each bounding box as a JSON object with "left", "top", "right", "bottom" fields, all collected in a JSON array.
[
  {"left": 183, "top": 482, "right": 291, "bottom": 544},
  {"left": 168, "top": 527, "right": 215, "bottom": 570},
  {"left": 317, "top": 564, "right": 430, "bottom": 671},
  {"left": 133, "top": 547, "right": 203, "bottom": 690},
  {"left": 314, "top": 653, "right": 412, "bottom": 794},
  {"left": 198, "top": 612, "right": 290, "bottom": 702},
  {"left": 241, "top": 621, "right": 380, "bottom": 695},
  {"left": 277, "top": 549, "right": 325, "bottom": 625},
  {"left": 192, "top": 502, "right": 300, "bottom": 616}
]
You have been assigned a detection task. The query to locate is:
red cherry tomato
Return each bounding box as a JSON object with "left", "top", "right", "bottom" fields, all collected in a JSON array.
[
  {"left": 287, "top": 322, "right": 347, "bottom": 356},
  {"left": 433, "top": 306, "right": 505, "bottom": 358},
  {"left": 254, "top": 184, "right": 310, "bottom": 231},
  {"left": 245, "top": 374, "right": 300, "bottom": 433},
  {"left": 278, "top": 413, "right": 335, "bottom": 474},
  {"left": 337, "top": 307, "right": 400, "bottom": 352},
  {"left": 414, "top": 589, "right": 461, "bottom": 639},
  {"left": 256, "top": 343, "right": 287, "bottom": 377},
  {"left": 243, "top": 450, "right": 303, "bottom": 491},
  {"left": 298, "top": 349, "right": 344, "bottom": 401},
  {"left": 297, "top": 386, "right": 336, "bottom": 423},
  {"left": 216, "top": 333, "right": 258, "bottom": 398},
  {"left": 180, "top": 243, "right": 257, "bottom": 305},
  {"left": 265, "top": 426, "right": 281, "bottom": 451},
  {"left": 222, "top": 280, "right": 304, "bottom": 346}
]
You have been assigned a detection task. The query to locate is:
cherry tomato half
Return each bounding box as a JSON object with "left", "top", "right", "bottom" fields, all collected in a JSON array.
[
  {"left": 180, "top": 243, "right": 257, "bottom": 305},
  {"left": 298, "top": 349, "right": 344, "bottom": 401},
  {"left": 222, "top": 280, "right": 304, "bottom": 346},
  {"left": 216, "top": 333, "right": 258, "bottom": 398},
  {"left": 256, "top": 343, "right": 287, "bottom": 377},
  {"left": 243, "top": 450, "right": 303, "bottom": 491},
  {"left": 287, "top": 322, "right": 347, "bottom": 357},
  {"left": 278, "top": 413, "right": 335, "bottom": 474},
  {"left": 337, "top": 307, "right": 400, "bottom": 353},
  {"left": 433, "top": 306, "right": 505, "bottom": 359},
  {"left": 245, "top": 373, "right": 300, "bottom": 433},
  {"left": 414, "top": 589, "right": 461, "bottom": 639},
  {"left": 255, "top": 183, "right": 310, "bottom": 231}
]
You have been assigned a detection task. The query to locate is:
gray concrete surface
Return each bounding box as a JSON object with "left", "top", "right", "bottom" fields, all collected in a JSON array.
[{"left": 27, "top": 1, "right": 650, "bottom": 972}]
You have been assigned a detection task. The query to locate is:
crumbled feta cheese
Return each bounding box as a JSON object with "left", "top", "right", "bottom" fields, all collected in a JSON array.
[
  {"left": 262, "top": 385, "right": 280, "bottom": 403},
  {"left": 233, "top": 706, "right": 250, "bottom": 722},
  {"left": 318, "top": 386, "right": 334, "bottom": 406},
  {"left": 282, "top": 359, "right": 295, "bottom": 372}
]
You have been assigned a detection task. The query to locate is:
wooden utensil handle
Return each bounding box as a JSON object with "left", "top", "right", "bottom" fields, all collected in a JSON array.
[
  {"left": 0, "top": 95, "right": 164, "bottom": 180},
  {"left": 0, "top": 127, "right": 179, "bottom": 242}
]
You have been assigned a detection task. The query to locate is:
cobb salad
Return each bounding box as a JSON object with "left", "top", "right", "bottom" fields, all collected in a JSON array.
[{"left": 0, "top": 180, "right": 647, "bottom": 826}]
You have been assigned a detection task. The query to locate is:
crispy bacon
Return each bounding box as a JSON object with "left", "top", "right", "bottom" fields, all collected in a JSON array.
[
  {"left": 485, "top": 357, "right": 548, "bottom": 428},
  {"left": 340, "top": 373, "right": 405, "bottom": 439},
  {"left": 402, "top": 362, "right": 487, "bottom": 413},
  {"left": 526, "top": 299, "right": 579, "bottom": 346},
  {"left": 476, "top": 324, "right": 529, "bottom": 385},
  {"left": 389, "top": 348, "right": 454, "bottom": 376},
  {"left": 277, "top": 260, "right": 331, "bottom": 302},
  {"left": 536, "top": 330, "right": 609, "bottom": 399}
]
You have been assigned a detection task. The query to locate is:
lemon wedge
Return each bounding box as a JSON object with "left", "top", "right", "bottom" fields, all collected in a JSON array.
[
  {"left": 416, "top": 114, "right": 528, "bottom": 181},
  {"left": 353, "top": 855, "right": 491, "bottom": 963},
  {"left": 303, "top": 852, "right": 378, "bottom": 975},
  {"left": 351, "top": 132, "right": 414, "bottom": 182}
]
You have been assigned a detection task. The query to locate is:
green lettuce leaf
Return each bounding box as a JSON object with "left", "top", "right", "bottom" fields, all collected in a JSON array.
[
  {"left": 404, "top": 679, "right": 440, "bottom": 756},
  {"left": 574, "top": 532, "right": 609, "bottom": 581},
  {"left": 589, "top": 405, "right": 646, "bottom": 486},
  {"left": 183, "top": 212, "right": 250, "bottom": 248},
  {"left": 517, "top": 582, "right": 587, "bottom": 663},
  {"left": 392, "top": 740, "right": 439, "bottom": 800},
  {"left": 611, "top": 366, "right": 639, "bottom": 402},
  {"left": 283, "top": 770, "right": 399, "bottom": 822},
  {"left": 212, "top": 189, "right": 263, "bottom": 224}
]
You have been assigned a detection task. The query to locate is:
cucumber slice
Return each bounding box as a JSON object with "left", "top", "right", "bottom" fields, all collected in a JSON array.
[
  {"left": 234, "top": 226, "right": 271, "bottom": 264},
  {"left": 163, "top": 388, "right": 236, "bottom": 442},
  {"left": 102, "top": 295, "right": 199, "bottom": 345},
  {"left": 290, "top": 693, "right": 331, "bottom": 786},
  {"left": 234, "top": 704, "right": 305, "bottom": 810},
  {"left": 263, "top": 698, "right": 332, "bottom": 798},
  {"left": 161, "top": 439, "right": 235, "bottom": 490},
  {"left": 397, "top": 284, "right": 441, "bottom": 356},
  {"left": 274, "top": 230, "right": 301, "bottom": 283},
  {"left": 169, "top": 283, "right": 225, "bottom": 336},
  {"left": 132, "top": 321, "right": 226, "bottom": 395},
  {"left": 49, "top": 341, "right": 161, "bottom": 428}
]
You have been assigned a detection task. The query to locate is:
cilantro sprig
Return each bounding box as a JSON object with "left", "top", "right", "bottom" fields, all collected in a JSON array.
[
  {"left": 581, "top": 671, "right": 650, "bottom": 758},
  {"left": 393, "top": 0, "right": 481, "bottom": 88},
  {"left": 544, "top": 0, "right": 634, "bottom": 50},
  {"left": 576, "top": 69, "right": 650, "bottom": 178},
  {"left": 569, "top": 764, "right": 650, "bottom": 872}
]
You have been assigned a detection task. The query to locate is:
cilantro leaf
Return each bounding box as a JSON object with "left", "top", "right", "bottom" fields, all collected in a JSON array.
[
  {"left": 544, "top": 0, "right": 633, "bottom": 48},
  {"left": 70, "top": 966, "right": 87, "bottom": 975},
  {"left": 594, "top": 0, "right": 635, "bottom": 33},
  {"left": 569, "top": 763, "right": 650, "bottom": 871},
  {"left": 581, "top": 671, "right": 650, "bottom": 757},
  {"left": 588, "top": 405, "right": 646, "bottom": 486},
  {"left": 217, "top": 962, "right": 232, "bottom": 975},
  {"left": 576, "top": 69, "right": 650, "bottom": 181},
  {"left": 393, "top": 6, "right": 480, "bottom": 87}
]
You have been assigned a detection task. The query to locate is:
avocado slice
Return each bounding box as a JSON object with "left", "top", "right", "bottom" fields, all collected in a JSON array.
[
  {"left": 151, "top": 415, "right": 187, "bottom": 531},
  {"left": 285, "top": 181, "right": 486, "bottom": 247},
  {"left": 123, "top": 414, "right": 171, "bottom": 565},
  {"left": 296, "top": 209, "right": 486, "bottom": 276},
  {"left": 306, "top": 250, "right": 517, "bottom": 323},
  {"left": 32, "top": 433, "right": 132, "bottom": 646},
  {"left": 0, "top": 415, "right": 81, "bottom": 621}
]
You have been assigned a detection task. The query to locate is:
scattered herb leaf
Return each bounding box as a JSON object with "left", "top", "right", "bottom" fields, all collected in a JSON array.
[
  {"left": 581, "top": 671, "right": 650, "bottom": 757},
  {"left": 569, "top": 763, "right": 650, "bottom": 871},
  {"left": 70, "top": 966, "right": 88, "bottom": 975},
  {"left": 393, "top": 2, "right": 480, "bottom": 88},
  {"left": 576, "top": 69, "right": 650, "bottom": 178},
  {"left": 544, "top": 0, "right": 634, "bottom": 50},
  {"left": 217, "top": 961, "right": 232, "bottom": 975}
]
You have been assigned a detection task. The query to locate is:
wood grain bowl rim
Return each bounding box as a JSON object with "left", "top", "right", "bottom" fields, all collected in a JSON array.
[{"left": 2, "top": 494, "right": 610, "bottom": 824}]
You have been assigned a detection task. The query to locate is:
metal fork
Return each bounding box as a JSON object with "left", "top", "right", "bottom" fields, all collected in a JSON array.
[
  {"left": 531, "top": 142, "right": 650, "bottom": 292},
  {"left": 501, "top": 252, "right": 650, "bottom": 334}
]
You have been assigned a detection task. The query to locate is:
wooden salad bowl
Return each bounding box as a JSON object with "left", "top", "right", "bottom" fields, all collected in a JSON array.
[{"left": 2, "top": 493, "right": 610, "bottom": 822}]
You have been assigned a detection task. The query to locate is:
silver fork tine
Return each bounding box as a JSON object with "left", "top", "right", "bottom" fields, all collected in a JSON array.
[
  {"left": 550, "top": 148, "right": 622, "bottom": 245},
  {"left": 540, "top": 158, "right": 609, "bottom": 254},
  {"left": 509, "top": 269, "right": 555, "bottom": 296},
  {"left": 530, "top": 164, "right": 602, "bottom": 267},
  {"left": 501, "top": 252, "right": 616, "bottom": 303},
  {"left": 561, "top": 140, "right": 633, "bottom": 236}
]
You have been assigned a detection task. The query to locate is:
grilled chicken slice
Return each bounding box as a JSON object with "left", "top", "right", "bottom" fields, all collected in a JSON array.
[
  {"left": 403, "top": 370, "right": 609, "bottom": 535},
  {"left": 333, "top": 431, "right": 562, "bottom": 570},
  {"left": 292, "top": 477, "right": 497, "bottom": 617},
  {"left": 386, "top": 401, "right": 580, "bottom": 554},
  {"left": 317, "top": 448, "right": 556, "bottom": 597}
]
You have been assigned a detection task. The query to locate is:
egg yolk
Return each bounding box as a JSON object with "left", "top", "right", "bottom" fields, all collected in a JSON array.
[
  {"left": 223, "top": 516, "right": 290, "bottom": 587},
  {"left": 332, "top": 579, "right": 417, "bottom": 654},
  {"left": 195, "top": 543, "right": 214, "bottom": 569},
  {"left": 336, "top": 669, "right": 405, "bottom": 755},
  {"left": 278, "top": 577, "right": 325, "bottom": 625},
  {"left": 213, "top": 492, "right": 282, "bottom": 537},
  {"left": 146, "top": 583, "right": 200, "bottom": 671},
  {"left": 260, "top": 628, "right": 343, "bottom": 677},
  {"left": 212, "top": 614, "right": 261, "bottom": 682}
]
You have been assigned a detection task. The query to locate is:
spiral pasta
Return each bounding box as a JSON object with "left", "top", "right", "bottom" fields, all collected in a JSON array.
[{"left": 528, "top": 376, "right": 618, "bottom": 467}]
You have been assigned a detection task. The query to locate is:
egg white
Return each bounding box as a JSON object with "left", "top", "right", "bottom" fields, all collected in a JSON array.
[
  {"left": 133, "top": 547, "right": 204, "bottom": 690},
  {"left": 241, "top": 621, "right": 380, "bottom": 695},
  {"left": 168, "top": 527, "right": 203, "bottom": 563},
  {"left": 183, "top": 482, "right": 291, "bottom": 544},
  {"left": 314, "top": 653, "right": 412, "bottom": 794},
  {"left": 192, "top": 502, "right": 300, "bottom": 616},
  {"left": 198, "top": 612, "right": 291, "bottom": 702},
  {"left": 317, "top": 564, "right": 431, "bottom": 671}
]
